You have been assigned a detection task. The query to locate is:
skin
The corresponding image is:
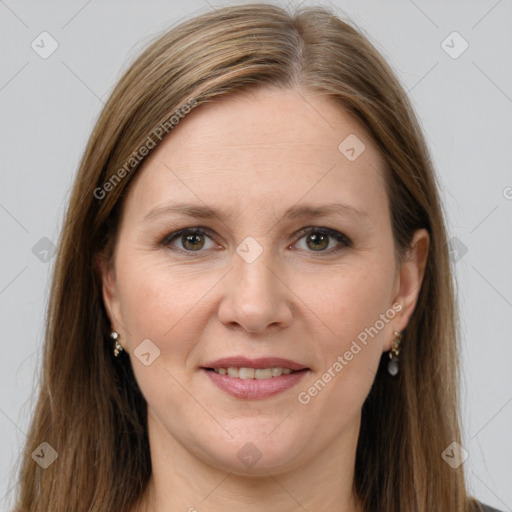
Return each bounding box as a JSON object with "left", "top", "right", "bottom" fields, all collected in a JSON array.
[{"left": 98, "top": 87, "right": 429, "bottom": 512}]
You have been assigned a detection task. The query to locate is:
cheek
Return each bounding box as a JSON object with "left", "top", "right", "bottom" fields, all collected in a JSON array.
[
  {"left": 295, "top": 269, "right": 392, "bottom": 413},
  {"left": 294, "top": 261, "right": 395, "bottom": 406},
  {"left": 113, "top": 254, "right": 208, "bottom": 413},
  {"left": 115, "top": 249, "right": 217, "bottom": 345},
  {"left": 304, "top": 261, "right": 395, "bottom": 347}
]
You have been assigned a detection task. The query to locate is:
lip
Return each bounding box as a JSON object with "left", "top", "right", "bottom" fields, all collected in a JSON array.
[
  {"left": 200, "top": 356, "right": 310, "bottom": 400},
  {"left": 202, "top": 368, "right": 309, "bottom": 400},
  {"left": 202, "top": 356, "right": 308, "bottom": 372}
]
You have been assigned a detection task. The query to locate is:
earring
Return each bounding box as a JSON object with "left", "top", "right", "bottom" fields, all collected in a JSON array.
[
  {"left": 110, "top": 331, "right": 124, "bottom": 357},
  {"left": 387, "top": 330, "right": 402, "bottom": 376}
]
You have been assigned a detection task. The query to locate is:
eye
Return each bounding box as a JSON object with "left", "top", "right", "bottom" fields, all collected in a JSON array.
[
  {"left": 160, "top": 226, "right": 352, "bottom": 256},
  {"left": 293, "top": 226, "right": 352, "bottom": 254},
  {"left": 161, "top": 228, "right": 218, "bottom": 253}
]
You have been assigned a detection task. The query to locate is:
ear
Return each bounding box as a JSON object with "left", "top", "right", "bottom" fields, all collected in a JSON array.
[
  {"left": 95, "top": 253, "right": 124, "bottom": 334},
  {"left": 388, "top": 228, "right": 430, "bottom": 344}
]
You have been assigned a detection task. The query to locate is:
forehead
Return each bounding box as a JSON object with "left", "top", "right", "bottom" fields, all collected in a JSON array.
[{"left": 121, "top": 87, "right": 388, "bottom": 224}]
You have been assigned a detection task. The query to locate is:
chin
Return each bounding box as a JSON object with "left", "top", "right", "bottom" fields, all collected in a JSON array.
[{"left": 190, "top": 429, "right": 309, "bottom": 476}]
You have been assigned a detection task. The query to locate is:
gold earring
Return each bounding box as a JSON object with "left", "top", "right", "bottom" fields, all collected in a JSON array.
[
  {"left": 110, "top": 331, "right": 124, "bottom": 357},
  {"left": 387, "top": 330, "right": 402, "bottom": 376}
]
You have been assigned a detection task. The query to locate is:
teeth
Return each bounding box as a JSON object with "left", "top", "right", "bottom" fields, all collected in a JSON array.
[
  {"left": 239, "top": 368, "right": 255, "bottom": 379},
  {"left": 213, "top": 367, "right": 298, "bottom": 380},
  {"left": 255, "top": 368, "right": 272, "bottom": 379}
]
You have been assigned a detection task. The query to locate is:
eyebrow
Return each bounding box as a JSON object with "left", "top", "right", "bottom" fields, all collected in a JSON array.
[{"left": 143, "top": 201, "right": 369, "bottom": 224}]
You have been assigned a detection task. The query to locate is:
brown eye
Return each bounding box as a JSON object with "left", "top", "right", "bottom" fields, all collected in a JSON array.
[
  {"left": 294, "top": 227, "right": 352, "bottom": 254},
  {"left": 181, "top": 233, "right": 205, "bottom": 251},
  {"left": 162, "top": 228, "right": 216, "bottom": 253},
  {"left": 305, "top": 232, "right": 329, "bottom": 251}
]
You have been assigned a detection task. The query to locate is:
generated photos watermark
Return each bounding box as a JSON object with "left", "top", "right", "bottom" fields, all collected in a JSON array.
[
  {"left": 94, "top": 97, "right": 198, "bottom": 200},
  {"left": 297, "top": 302, "right": 403, "bottom": 405}
]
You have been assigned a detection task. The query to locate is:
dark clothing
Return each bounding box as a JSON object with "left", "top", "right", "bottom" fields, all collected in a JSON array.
[{"left": 480, "top": 502, "right": 505, "bottom": 512}]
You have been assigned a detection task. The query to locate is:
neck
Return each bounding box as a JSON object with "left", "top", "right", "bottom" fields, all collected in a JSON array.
[{"left": 132, "top": 410, "right": 363, "bottom": 512}]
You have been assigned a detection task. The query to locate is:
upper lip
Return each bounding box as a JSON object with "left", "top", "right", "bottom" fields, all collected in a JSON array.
[{"left": 202, "top": 356, "right": 308, "bottom": 371}]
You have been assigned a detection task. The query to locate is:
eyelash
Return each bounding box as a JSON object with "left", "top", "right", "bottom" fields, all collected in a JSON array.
[{"left": 159, "top": 226, "right": 352, "bottom": 257}]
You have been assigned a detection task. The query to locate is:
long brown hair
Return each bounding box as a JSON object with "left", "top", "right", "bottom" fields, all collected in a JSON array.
[{"left": 12, "top": 3, "right": 484, "bottom": 511}]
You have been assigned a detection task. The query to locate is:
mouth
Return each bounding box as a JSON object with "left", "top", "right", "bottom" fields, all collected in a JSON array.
[
  {"left": 200, "top": 356, "right": 310, "bottom": 400},
  {"left": 203, "top": 366, "right": 305, "bottom": 380}
]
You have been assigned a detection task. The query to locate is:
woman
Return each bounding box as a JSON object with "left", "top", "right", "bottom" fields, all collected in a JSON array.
[{"left": 11, "top": 4, "right": 504, "bottom": 512}]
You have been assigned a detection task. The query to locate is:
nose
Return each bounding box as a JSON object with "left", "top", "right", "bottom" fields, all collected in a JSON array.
[{"left": 217, "top": 242, "right": 293, "bottom": 333}]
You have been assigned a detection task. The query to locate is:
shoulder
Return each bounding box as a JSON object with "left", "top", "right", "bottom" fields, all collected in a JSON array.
[{"left": 478, "top": 502, "right": 506, "bottom": 512}]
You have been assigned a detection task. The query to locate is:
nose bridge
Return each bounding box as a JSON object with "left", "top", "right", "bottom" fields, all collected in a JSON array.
[
  {"left": 233, "top": 237, "right": 280, "bottom": 307},
  {"left": 218, "top": 236, "right": 292, "bottom": 331},
  {"left": 235, "top": 241, "right": 276, "bottom": 294}
]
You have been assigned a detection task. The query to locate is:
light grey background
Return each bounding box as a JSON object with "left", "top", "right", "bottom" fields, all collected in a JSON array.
[{"left": 1, "top": 0, "right": 511, "bottom": 510}]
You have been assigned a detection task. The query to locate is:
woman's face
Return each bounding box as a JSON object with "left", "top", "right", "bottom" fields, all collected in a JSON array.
[{"left": 99, "top": 87, "right": 428, "bottom": 475}]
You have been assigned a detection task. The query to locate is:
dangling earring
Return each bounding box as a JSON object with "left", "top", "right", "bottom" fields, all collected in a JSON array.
[
  {"left": 110, "top": 331, "right": 124, "bottom": 357},
  {"left": 387, "top": 330, "right": 402, "bottom": 376}
]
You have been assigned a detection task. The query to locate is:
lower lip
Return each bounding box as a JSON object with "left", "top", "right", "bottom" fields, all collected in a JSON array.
[{"left": 202, "top": 368, "right": 309, "bottom": 400}]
